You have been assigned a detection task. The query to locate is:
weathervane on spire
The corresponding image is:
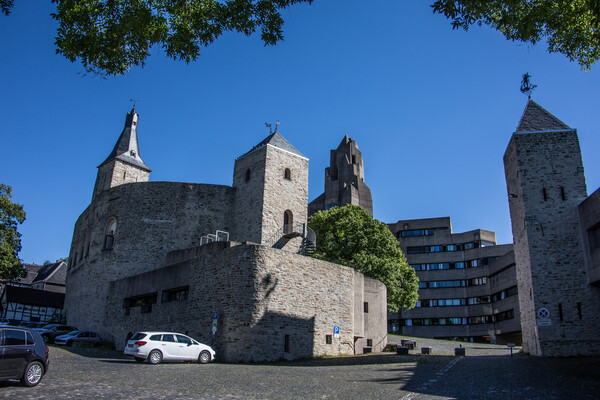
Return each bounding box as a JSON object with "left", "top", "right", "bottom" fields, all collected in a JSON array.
[
  {"left": 265, "top": 121, "right": 280, "bottom": 134},
  {"left": 129, "top": 98, "right": 141, "bottom": 110},
  {"left": 520, "top": 73, "right": 537, "bottom": 99}
]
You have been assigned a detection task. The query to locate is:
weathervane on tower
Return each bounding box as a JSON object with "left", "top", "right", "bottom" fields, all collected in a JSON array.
[
  {"left": 265, "top": 121, "right": 280, "bottom": 134},
  {"left": 520, "top": 73, "right": 537, "bottom": 99},
  {"left": 129, "top": 98, "right": 141, "bottom": 110}
]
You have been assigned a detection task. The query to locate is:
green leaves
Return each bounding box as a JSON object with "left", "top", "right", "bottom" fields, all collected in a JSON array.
[
  {"left": 309, "top": 205, "right": 419, "bottom": 313},
  {"left": 432, "top": 0, "right": 600, "bottom": 69},
  {"left": 0, "top": 184, "right": 27, "bottom": 282},
  {"left": 51, "top": 0, "right": 313, "bottom": 76}
]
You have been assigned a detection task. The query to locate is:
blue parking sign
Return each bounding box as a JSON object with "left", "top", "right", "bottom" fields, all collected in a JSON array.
[
  {"left": 213, "top": 312, "right": 219, "bottom": 320},
  {"left": 333, "top": 326, "right": 340, "bottom": 339}
]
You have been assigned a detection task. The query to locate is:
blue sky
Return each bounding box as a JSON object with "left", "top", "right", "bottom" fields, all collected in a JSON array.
[{"left": 2, "top": 1, "right": 599, "bottom": 264}]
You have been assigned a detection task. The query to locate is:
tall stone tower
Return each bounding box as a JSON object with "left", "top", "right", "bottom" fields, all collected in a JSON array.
[
  {"left": 92, "top": 107, "right": 151, "bottom": 200},
  {"left": 504, "top": 100, "right": 600, "bottom": 356},
  {"left": 232, "top": 131, "right": 309, "bottom": 246},
  {"left": 308, "top": 135, "right": 373, "bottom": 216}
]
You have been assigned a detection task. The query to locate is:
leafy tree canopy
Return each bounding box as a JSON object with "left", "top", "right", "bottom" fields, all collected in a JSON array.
[
  {"left": 52, "top": 0, "right": 311, "bottom": 76},
  {"left": 308, "top": 204, "right": 419, "bottom": 313},
  {"left": 432, "top": 0, "right": 600, "bottom": 70},
  {"left": 2, "top": 1, "right": 598, "bottom": 74},
  {"left": 0, "top": 184, "right": 27, "bottom": 282}
]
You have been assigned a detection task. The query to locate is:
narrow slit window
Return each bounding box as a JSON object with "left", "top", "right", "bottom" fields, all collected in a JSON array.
[
  {"left": 543, "top": 188, "right": 548, "bottom": 201},
  {"left": 284, "top": 335, "right": 290, "bottom": 353},
  {"left": 560, "top": 187, "right": 566, "bottom": 200},
  {"left": 558, "top": 303, "right": 563, "bottom": 321}
]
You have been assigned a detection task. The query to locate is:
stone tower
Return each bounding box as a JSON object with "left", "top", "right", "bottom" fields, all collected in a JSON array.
[
  {"left": 92, "top": 107, "right": 151, "bottom": 200},
  {"left": 308, "top": 135, "right": 373, "bottom": 216},
  {"left": 504, "top": 100, "right": 600, "bottom": 356},
  {"left": 232, "top": 131, "right": 309, "bottom": 246}
]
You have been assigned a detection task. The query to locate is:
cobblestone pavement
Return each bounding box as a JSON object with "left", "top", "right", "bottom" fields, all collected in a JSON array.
[{"left": 1, "top": 338, "right": 599, "bottom": 400}]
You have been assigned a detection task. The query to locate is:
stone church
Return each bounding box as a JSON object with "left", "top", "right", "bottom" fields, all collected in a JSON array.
[{"left": 65, "top": 108, "right": 387, "bottom": 362}]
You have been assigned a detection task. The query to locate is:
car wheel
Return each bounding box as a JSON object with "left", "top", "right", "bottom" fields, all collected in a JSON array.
[
  {"left": 198, "top": 350, "right": 211, "bottom": 364},
  {"left": 148, "top": 350, "right": 162, "bottom": 365},
  {"left": 21, "top": 361, "right": 44, "bottom": 387},
  {"left": 134, "top": 357, "right": 145, "bottom": 363}
]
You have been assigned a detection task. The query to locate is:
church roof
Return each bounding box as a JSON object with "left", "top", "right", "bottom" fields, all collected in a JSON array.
[
  {"left": 238, "top": 131, "right": 304, "bottom": 159},
  {"left": 516, "top": 100, "right": 571, "bottom": 132},
  {"left": 99, "top": 107, "right": 151, "bottom": 171}
]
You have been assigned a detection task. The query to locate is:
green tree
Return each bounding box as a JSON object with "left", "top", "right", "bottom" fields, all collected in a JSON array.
[
  {"left": 49, "top": 0, "right": 312, "bottom": 76},
  {"left": 0, "top": 184, "right": 27, "bottom": 282},
  {"left": 309, "top": 204, "right": 419, "bottom": 313},
  {"left": 3, "top": 1, "right": 598, "bottom": 74},
  {"left": 432, "top": 0, "right": 600, "bottom": 69}
]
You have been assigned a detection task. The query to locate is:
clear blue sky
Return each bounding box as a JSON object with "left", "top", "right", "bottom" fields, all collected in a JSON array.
[{"left": 2, "top": 2, "right": 599, "bottom": 264}]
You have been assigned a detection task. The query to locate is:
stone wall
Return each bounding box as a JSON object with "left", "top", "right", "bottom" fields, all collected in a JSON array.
[
  {"left": 505, "top": 130, "right": 600, "bottom": 356},
  {"left": 105, "top": 244, "right": 387, "bottom": 362},
  {"left": 578, "top": 188, "right": 600, "bottom": 285},
  {"left": 232, "top": 148, "right": 266, "bottom": 244},
  {"left": 66, "top": 181, "right": 235, "bottom": 340},
  {"left": 261, "top": 145, "right": 308, "bottom": 249},
  {"left": 93, "top": 160, "right": 150, "bottom": 201}
]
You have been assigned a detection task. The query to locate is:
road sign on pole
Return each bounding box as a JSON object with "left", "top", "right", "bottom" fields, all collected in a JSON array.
[{"left": 212, "top": 311, "right": 219, "bottom": 335}]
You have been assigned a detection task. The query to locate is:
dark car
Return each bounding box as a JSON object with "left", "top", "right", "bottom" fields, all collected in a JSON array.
[
  {"left": 0, "top": 326, "right": 49, "bottom": 386},
  {"left": 34, "top": 324, "right": 77, "bottom": 344}
]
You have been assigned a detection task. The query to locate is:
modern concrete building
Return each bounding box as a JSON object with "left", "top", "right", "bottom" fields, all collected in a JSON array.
[
  {"left": 308, "top": 135, "right": 373, "bottom": 216},
  {"left": 387, "top": 217, "right": 520, "bottom": 344},
  {"left": 65, "top": 108, "right": 388, "bottom": 362},
  {"left": 504, "top": 99, "right": 600, "bottom": 356}
]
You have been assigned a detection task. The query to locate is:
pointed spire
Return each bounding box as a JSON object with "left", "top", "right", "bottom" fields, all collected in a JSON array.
[
  {"left": 516, "top": 100, "right": 571, "bottom": 133},
  {"left": 99, "top": 107, "right": 151, "bottom": 171}
]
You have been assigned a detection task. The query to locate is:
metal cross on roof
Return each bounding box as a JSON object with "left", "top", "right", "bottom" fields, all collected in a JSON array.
[{"left": 520, "top": 73, "right": 537, "bottom": 99}]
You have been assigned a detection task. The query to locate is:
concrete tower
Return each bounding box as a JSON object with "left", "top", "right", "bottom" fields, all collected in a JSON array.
[
  {"left": 92, "top": 107, "right": 151, "bottom": 200},
  {"left": 504, "top": 100, "right": 600, "bottom": 355},
  {"left": 232, "top": 131, "right": 309, "bottom": 246},
  {"left": 308, "top": 135, "right": 373, "bottom": 216}
]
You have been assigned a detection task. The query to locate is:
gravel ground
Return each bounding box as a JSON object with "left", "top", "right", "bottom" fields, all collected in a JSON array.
[{"left": 1, "top": 337, "right": 599, "bottom": 400}]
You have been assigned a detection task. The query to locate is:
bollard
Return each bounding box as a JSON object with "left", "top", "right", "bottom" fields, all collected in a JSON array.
[
  {"left": 421, "top": 346, "right": 431, "bottom": 355},
  {"left": 454, "top": 347, "right": 465, "bottom": 356},
  {"left": 396, "top": 346, "right": 409, "bottom": 355}
]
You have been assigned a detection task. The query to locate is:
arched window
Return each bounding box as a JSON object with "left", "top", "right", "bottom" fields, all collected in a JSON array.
[
  {"left": 103, "top": 218, "right": 117, "bottom": 250},
  {"left": 284, "top": 168, "right": 291, "bottom": 180},
  {"left": 245, "top": 168, "right": 251, "bottom": 182},
  {"left": 283, "top": 210, "right": 293, "bottom": 234}
]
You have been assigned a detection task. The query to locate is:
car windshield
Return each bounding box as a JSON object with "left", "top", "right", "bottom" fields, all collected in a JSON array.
[
  {"left": 64, "top": 331, "right": 81, "bottom": 336},
  {"left": 41, "top": 324, "right": 59, "bottom": 330},
  {"left": 130, "top": 332, "right": 146, "bottom": 341}
]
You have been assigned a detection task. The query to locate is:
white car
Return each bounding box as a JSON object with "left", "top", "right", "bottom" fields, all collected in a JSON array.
[{"left": 124, "top": 332, "right": 215, "bottom": 364}]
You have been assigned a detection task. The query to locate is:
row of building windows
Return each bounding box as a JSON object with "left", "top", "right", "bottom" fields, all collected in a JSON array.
[
  {"left": 410, "top": 257, "right": 499, "bottom": 271},
  {"left": 406, "top": 240, "right": 496, "bottom": 255},
  {"left": 401, "top": 309, "right": 514, "bottom": 326},
  {"left": 418, "top": 277, "right": 487, "bottom": 289},
  {"left": 415, "top": 286, "right": 518, "bottom": 307},
  {"left": 123, "top": 287, "right": 189, "bottom": 314}
]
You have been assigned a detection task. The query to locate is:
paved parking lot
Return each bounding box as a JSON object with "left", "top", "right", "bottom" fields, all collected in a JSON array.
[{"left": 1, "top": 338, "right": 599, "bottom": 400}]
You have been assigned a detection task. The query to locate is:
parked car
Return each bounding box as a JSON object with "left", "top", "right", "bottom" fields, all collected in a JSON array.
[
  {"left": 0, "top": 326, "right": 49, "bottom": 387},
  {"left": 0, "top": 318, "right": 10, "bottom": 326},
  {"left": 55, "top": 331, "right": 102, "bottom": 347},
  {"left": 34, "top": 324, "right": 77, "bottom": 344},
  {"left": 124, "top": 332, "right": 215, "bottom": 364}
]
